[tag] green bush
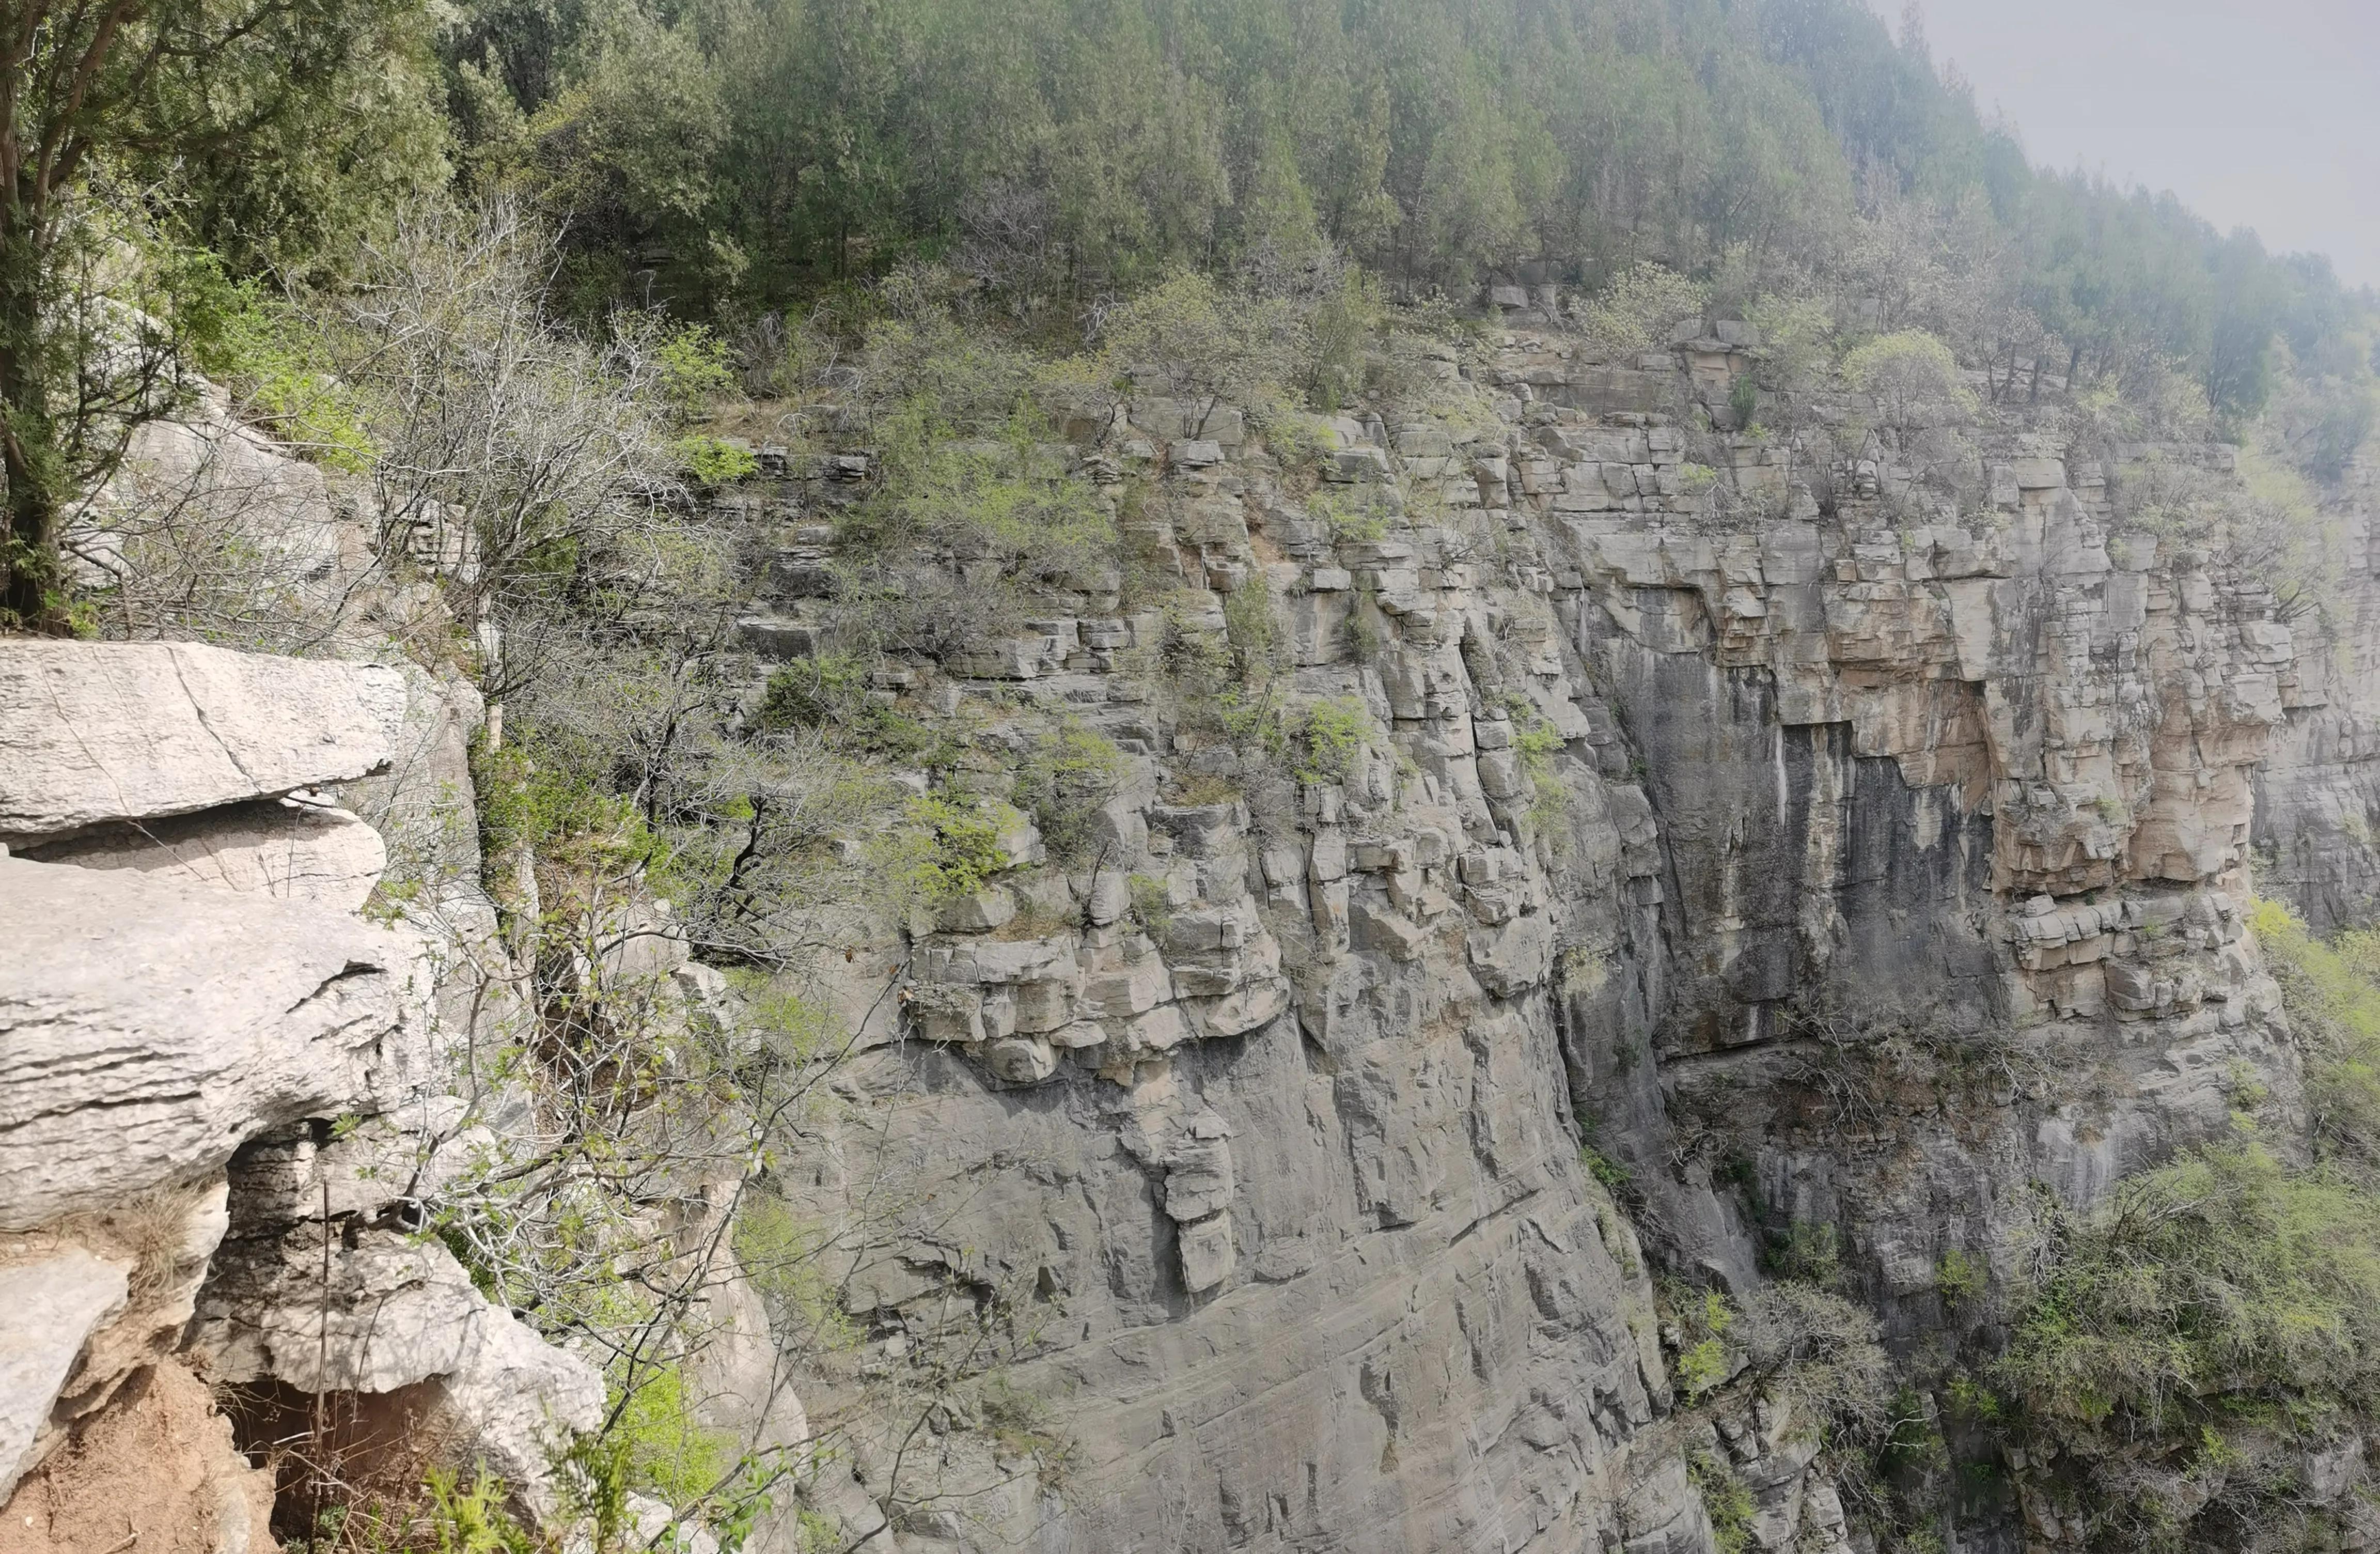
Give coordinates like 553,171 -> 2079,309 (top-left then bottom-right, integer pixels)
1764,1220 -> 1842,1287
1687,1450 -> 1756,1554
675,432 -> 757,486
1291,697 -> 1370,786
1935,1247 -> 1985,1307
1309,489 -> 1388,544
1841,329 -> 1976,431
756,655 -> 945,763
1677,1336 -> 1729,1400
2251,897 -> 2380,1175
1984,902 -> 2380,1546
1127,872 -> 1175,938
613,1361 -> 739,1508
205,285 -> 374,473
1013,722 -> 1126,865
873,795 -> 1013,904
649,320 -> 739,420
2001,1141 -> 2380,1543
1575,262 -> 1705,357
424,1466 -> 539,1554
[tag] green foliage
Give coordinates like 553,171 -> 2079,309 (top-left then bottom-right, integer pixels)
735,1193 -> 859,1353
1126,873 -> 1175,938
1309,489 -> 1389,545
202,284 -> 376,472
1842,330 -> 1976,430
1581,1143 -> 1634,1193
613,1361 -> 740,1508
1013,722 -> 1128,865
2251,897 -> 2380,1176
1305,266 -> 1385,411
1677,1337 -> 1730,1400
1687,1451 -> 1757,1554
0,0 -> 436,626
1727,370 -> 1759,429
2001,1138 -> 2380,1546
1765,1220 -> 1843,1287
874,795 -> 1013,905
1672,1287 -> 1737,1400
675,434 -> 758,487
1290,698 -> 1371,787
1102,271 -> 1295,432
650,322 -> 740,420
473,729 -> 667,886
424,1466 -> 539,1554
1935,1248 -> 1985,1307
756,655 -> 945,764
1504,697 -> 1572,835
1220,572 -> 1281,678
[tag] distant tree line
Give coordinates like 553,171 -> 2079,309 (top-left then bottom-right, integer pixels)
4,0 -> 2374,625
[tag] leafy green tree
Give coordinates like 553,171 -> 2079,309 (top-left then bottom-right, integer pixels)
0,0 -> 411,628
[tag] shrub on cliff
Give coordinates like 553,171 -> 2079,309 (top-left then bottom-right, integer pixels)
2000,1141 -> 2380,1549
1842,330 -> 1976,439
1573,262 -> 1706,358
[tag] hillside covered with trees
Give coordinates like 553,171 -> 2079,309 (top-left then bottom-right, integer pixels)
3,0 -> 2374,634
13,4 -> 2380,1554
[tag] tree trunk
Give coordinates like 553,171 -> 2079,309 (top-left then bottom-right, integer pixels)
0,254 -> 66,632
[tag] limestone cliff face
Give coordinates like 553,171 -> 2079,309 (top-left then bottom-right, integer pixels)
7,307 -> 2372,1554
730,309 -> 2368,1551
0,641 -> 601,1544
2254,453 -> 2380,933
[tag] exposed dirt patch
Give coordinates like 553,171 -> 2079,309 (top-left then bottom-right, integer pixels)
0,1361 -> 274,1554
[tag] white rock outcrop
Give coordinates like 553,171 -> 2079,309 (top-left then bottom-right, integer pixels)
0,854 -> 417,1233
0,640 -> 401,844
22,795 -> 389,911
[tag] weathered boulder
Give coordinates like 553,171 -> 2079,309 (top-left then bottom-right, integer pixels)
0,641 -> 401,845
191,1222 -> 605,1512
0,854 -> 417,1233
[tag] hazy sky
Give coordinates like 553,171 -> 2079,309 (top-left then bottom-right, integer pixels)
1873,0 -> 2380,289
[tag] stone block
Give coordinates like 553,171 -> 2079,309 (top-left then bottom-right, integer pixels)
0,1247 -> 131,1501
1177,1215 -> 1235,1293
0,642 -> 402,844
1351,899 -> 1428,961
983,1036 -> 1058,1084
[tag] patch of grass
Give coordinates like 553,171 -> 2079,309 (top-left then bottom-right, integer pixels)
1127,873 -> 1175,938
1687,1450 -> 1756,1554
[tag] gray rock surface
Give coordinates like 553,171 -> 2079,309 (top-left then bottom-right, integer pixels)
718,318 -> 2373,1553
0,853 -> 416,1232
0,1248 -> 130,1502
22,796 -> 388,910
0,640 -> 401,844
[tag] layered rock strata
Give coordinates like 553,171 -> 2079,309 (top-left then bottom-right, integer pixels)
716,313 -> 2351,1550
0,640 -> 599,1541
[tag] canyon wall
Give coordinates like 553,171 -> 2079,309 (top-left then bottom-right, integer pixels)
9,305 -> 2380,1553
731,308 -> 2370,1550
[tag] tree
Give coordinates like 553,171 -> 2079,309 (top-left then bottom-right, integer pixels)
0,0 -> 406,629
